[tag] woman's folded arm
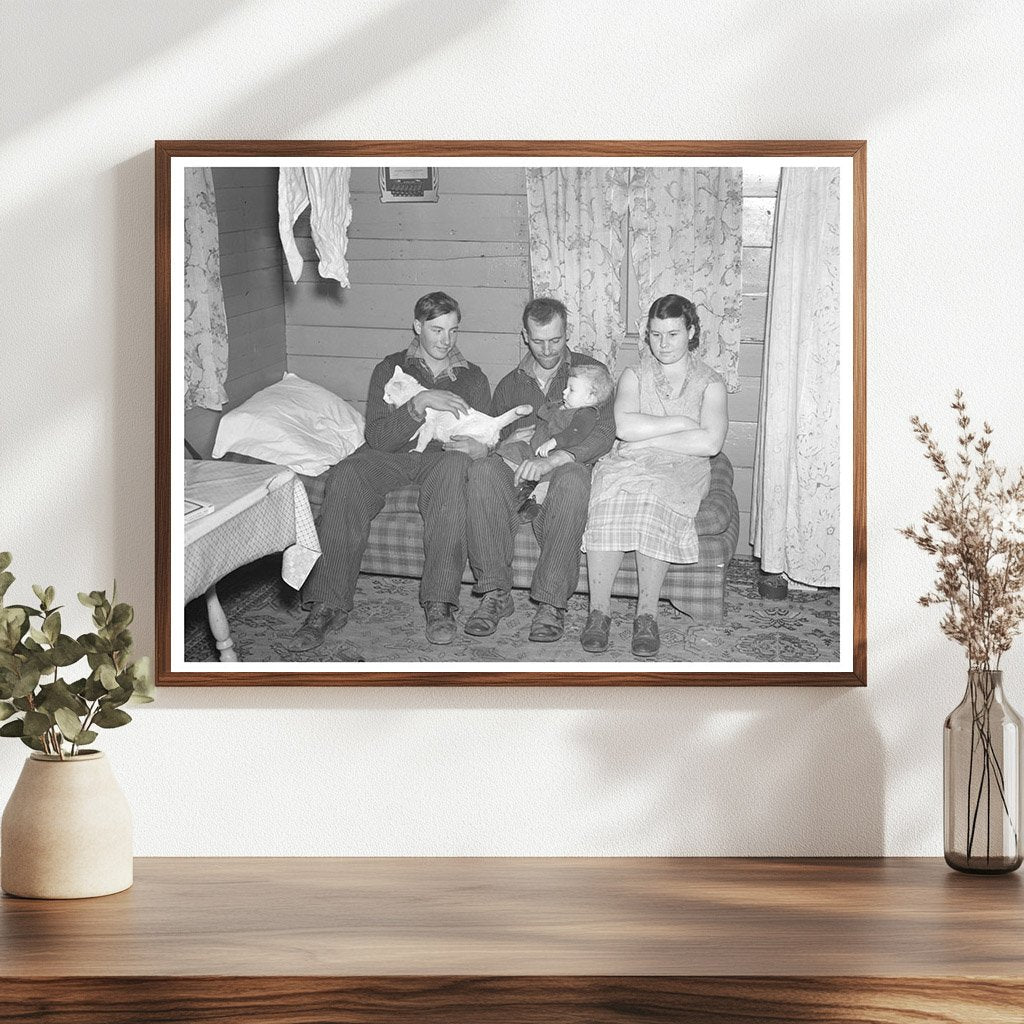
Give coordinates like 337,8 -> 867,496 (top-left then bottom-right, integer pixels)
613,368 -> 728,456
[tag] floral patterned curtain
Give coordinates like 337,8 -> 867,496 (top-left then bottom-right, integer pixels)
525,167 -> 628,369
751,167 -> 841,587
627,167 -> 743,391
184,167 -> 229,411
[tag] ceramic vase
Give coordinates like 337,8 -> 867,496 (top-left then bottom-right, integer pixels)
1,751 -> 133,899
944,669 -> 1023,874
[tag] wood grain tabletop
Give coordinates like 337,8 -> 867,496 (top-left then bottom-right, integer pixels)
2,856 -> 1022,976
3,857 -> 1022,1022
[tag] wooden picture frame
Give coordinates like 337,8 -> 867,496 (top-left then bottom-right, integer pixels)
156,140 -> 866,686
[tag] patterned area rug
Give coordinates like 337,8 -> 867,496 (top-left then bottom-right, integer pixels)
184,557 -> 840,665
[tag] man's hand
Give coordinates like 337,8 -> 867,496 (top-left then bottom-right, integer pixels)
445,435 -> 490,460
507,424 -> 536,445
512,450 -> 573,485
410,389 -> 469,418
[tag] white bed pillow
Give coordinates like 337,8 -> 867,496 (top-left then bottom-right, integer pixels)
212,373 -> 365,476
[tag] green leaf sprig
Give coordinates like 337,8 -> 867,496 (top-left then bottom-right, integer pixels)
0,552 -> 154,759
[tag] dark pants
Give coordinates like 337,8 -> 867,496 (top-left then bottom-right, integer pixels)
466,455 -> 591,609
303,448 -> 471,612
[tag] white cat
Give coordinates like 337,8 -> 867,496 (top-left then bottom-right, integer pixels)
383,366 -> 532,453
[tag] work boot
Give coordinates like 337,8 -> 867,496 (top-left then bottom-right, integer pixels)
580,610 -> 612,653
464,590 -> 514,636
529,603 -> 565,643
423,602 -> 457,645
631,613 -> 660,658
286,603 -> 348,653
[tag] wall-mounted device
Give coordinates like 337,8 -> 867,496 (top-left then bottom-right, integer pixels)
379,167 -> 439,203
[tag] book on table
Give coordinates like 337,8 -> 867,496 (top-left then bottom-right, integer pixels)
184,497 -> 214,523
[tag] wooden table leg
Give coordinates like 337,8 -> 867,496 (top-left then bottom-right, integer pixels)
205,584 -> 239,662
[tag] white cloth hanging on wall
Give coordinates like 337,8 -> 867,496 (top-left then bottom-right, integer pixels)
750,167 -> 841,587
278,167 -> 352,286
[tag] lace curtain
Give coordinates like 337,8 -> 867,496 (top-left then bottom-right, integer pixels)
183,167 -> 228,411
525,167 -> 628,369
627,167 -> 743,391
751,167 -> 841,587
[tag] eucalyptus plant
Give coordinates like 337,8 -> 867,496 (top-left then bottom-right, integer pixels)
0,552 -> 153,759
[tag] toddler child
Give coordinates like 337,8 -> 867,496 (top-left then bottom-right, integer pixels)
499,363 -> 615,518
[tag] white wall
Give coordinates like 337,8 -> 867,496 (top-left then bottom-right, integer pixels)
2,0 -> 1022,856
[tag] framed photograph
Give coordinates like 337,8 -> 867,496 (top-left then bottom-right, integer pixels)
156,141 -> 865,686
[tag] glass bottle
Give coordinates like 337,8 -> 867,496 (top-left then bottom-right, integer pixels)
944,669 -> 1023,873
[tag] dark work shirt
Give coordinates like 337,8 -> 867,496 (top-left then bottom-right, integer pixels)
363,349 -> 492,454
490,350 -> 615,466
536,402 -> 602,451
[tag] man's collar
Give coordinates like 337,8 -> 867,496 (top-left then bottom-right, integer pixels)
405,340 -> 468,382
516,349 -> 572,379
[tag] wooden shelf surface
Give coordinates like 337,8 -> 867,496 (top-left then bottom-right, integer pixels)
2,857 -> 1023,1022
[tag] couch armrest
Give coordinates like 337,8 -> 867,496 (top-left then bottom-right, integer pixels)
695,452 -> 738,537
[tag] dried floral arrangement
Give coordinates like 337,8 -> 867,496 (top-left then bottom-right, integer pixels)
901,391 -> 1024,670
903,391 -> 1024,869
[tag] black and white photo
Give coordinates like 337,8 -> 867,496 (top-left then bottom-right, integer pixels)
157,142 -> 865,685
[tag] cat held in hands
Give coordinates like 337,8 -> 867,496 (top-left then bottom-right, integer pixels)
383,367 -> 533,453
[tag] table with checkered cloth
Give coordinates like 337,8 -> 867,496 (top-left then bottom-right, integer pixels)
184,460 -> 321,604
295,452 -> 740,624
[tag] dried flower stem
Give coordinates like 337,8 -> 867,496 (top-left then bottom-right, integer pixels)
903,392 -> 1024,865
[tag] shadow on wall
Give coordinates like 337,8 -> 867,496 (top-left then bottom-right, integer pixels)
109,0 -> 509,654
195,0 -> 509,138
570,687 -> 885,856
2,0 -> 509,143
733,1 -> 974,130
875,630 -> 965,857
114,151 -> 158,658
141,682 -> 885,856
0,1 -> 250,139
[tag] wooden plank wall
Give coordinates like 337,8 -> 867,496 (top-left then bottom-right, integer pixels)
283,166 -> 777,559
184,168 -> 288,458
284,167 -> 530,409
213,167 -> 288,403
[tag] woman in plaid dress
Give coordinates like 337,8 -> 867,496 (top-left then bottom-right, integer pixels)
581,295 -> 729,658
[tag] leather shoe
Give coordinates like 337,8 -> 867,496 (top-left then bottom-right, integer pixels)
424,602 -> 457,645
580,610 -> 611,653
464,590 -> 514,636
631,613 -> 660,658
529,603 -> 565,643
515,480 -> 538,508
517,498 -> 542,524
286,603 -> 348,653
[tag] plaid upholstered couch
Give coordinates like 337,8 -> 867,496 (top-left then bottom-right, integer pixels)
294,451 -> 740,624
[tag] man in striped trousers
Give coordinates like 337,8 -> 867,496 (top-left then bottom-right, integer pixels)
287,292 -> 491,653
464,298 -> 616,644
